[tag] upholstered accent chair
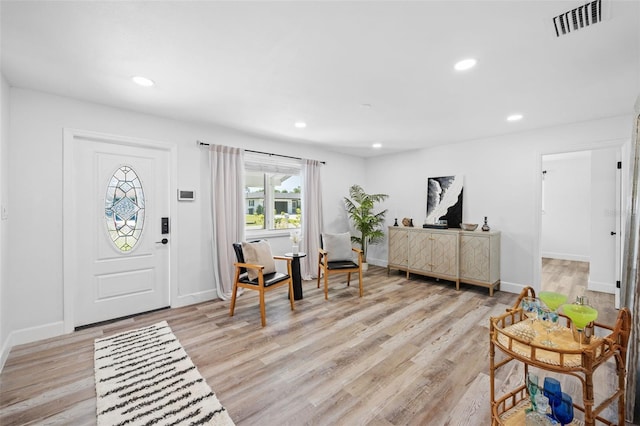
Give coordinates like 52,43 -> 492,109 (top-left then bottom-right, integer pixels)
230,240 -> 294,326
317,232 -> 363,300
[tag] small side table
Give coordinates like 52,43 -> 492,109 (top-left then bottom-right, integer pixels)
284,252 -> 306,300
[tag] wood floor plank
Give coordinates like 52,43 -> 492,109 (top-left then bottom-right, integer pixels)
0,260 -> 627,425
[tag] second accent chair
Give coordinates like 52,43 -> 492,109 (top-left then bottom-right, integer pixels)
230,240 -> 294,327
317,232 -> 364,300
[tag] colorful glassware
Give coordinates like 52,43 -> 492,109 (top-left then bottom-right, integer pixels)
539,291 -> 568,312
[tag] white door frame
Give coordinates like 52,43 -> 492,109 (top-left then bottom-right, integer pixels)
533,138 -> 627,293
63,128 -> 178,333
615,149 -> 622,309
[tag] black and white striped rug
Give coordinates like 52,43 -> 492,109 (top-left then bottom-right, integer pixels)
94,321 -> 235,426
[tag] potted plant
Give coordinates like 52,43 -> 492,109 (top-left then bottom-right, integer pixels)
344,184 -> 389,269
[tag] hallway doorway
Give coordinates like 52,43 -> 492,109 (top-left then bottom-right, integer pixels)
539,147 -> 621,315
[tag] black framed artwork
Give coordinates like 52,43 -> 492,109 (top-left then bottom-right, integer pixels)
426,175 -> 463,228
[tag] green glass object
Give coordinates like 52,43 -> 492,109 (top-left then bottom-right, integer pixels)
539,291 -> 568,311
562,304 -> 598,330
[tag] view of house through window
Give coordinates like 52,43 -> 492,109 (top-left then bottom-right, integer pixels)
245,162 -> 302,231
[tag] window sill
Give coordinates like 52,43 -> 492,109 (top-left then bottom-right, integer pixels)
246,229 -> 299,240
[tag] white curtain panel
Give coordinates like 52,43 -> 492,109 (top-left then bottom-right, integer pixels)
623,111 -> 640,422
301,159 -> 323,280
209,145 -> 245,300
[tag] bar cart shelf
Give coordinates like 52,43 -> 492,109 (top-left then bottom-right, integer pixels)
489,287 -> 632,426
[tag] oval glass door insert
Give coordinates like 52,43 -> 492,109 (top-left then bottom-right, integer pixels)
105,165 -> 145,252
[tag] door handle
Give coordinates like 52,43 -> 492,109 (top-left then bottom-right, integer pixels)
610,232 -> 617,236
156,238 -> 169,244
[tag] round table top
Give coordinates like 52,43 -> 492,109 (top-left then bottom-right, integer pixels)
284,252 -> 307,258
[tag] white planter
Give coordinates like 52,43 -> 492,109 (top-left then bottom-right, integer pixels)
362,262 -> 369,272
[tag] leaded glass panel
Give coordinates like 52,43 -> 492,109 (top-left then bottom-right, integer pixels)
105,166 -> 145,252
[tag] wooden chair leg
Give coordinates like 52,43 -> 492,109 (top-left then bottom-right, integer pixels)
317,264 -> 321,288
347,272 -> 351,286
324,269 -> 329,300
358,268 -> 363,297
230,282 -> 238,317
259,290 -> 266,327
288,280 -> 295,311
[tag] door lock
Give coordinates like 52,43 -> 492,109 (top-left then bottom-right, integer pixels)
156,238 -> 169,245
611,231 -> 617,236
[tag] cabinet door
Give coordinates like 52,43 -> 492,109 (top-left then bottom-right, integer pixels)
460,235 -> 490,281
408,231 -> 431,272
430,232 -> 458,277
388,228 -> 408,267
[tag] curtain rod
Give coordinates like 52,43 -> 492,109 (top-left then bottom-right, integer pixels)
197,140 -> 326,164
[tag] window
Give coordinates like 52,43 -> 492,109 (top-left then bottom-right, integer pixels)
105,165 -> 145,252
245,153 -> 302,232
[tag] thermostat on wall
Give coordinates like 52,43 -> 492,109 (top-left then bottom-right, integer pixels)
178,189 -> 196,201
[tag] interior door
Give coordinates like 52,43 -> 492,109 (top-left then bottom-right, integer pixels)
64,130 -> 171,328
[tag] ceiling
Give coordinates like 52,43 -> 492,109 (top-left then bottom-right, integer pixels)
1,1 -> 639,158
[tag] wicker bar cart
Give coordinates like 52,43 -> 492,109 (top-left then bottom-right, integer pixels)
489,287 -> 632,426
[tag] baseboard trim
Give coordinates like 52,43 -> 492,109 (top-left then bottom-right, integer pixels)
588,280 -> 616,294
0,321 -> 65,373
11,321 -> 65,346
366,257 -> 385,268
498,281 -> 525,295
541,252 -> 590,262
173,289 -> 217,308
0,335 -> 11,373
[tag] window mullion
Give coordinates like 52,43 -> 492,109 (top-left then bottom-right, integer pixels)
265,173 -> 274,230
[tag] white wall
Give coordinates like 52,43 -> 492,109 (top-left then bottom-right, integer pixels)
364,116 -> 632,294
4,87 -> 365,353
0,73 -> 10,368
541,151 -> 591,261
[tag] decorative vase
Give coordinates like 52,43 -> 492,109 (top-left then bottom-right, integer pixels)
393,218 -> 399,227
292,244 -> 299,255
482,216 -> 490,232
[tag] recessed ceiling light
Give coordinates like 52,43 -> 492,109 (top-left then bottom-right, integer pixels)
361,103 -> 373,108
132,76 -> 155,87
372,143 -> 382,149
507,114 -> 523,122
454,58 -> 477,71
294,121 -> 307,128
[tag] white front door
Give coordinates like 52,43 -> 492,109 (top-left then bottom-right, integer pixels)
64,129 -> 172,328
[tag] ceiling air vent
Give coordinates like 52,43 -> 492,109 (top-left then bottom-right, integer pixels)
553,0 -> 603,37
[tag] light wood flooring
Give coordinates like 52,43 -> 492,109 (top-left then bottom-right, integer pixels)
0,262 -> 631,425
541,257 -> 619,326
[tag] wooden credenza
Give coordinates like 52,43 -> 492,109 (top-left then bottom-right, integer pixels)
387,226 -> 501,295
